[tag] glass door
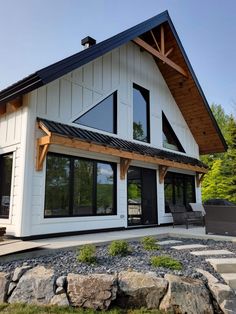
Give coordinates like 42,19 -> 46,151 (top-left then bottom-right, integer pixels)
127,166 -> 157,226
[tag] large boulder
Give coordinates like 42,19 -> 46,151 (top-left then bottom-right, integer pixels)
117,271 -> 168,309
0,272 -> 10,302
8,266 -> 55,305
12,265 -> 31,282
159,274 -> 214,314
50,293 -> 69,306
67,273 -> 117,310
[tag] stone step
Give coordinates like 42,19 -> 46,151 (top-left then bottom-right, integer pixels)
221,273 -> 236,290
158,240 -> 183,246
206,258 -> 236,273
171,244 -> 207,250
191,250 -> 234,256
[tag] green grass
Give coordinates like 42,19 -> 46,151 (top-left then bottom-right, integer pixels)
150,255 -> 182,270
76,244 -> 97,264
108,240 -> 131,256
0,303 -> 165,314
141,237 -> 160,251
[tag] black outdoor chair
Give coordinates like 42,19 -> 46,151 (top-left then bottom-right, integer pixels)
168,204 -> 204,229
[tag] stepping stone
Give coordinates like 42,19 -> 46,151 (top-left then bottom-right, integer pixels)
158,240 -> 183,246
191,250 -> 234,256
221,273 -> 236,290
171,244 -> 207,250
206,258 -> 236,273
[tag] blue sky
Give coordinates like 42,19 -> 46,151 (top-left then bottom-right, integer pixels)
0,0 -> 235,114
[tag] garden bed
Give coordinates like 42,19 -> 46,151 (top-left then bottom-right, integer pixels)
1,237 -> 235,283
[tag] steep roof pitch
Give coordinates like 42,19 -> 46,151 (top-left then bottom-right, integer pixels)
0,10 -> 227,154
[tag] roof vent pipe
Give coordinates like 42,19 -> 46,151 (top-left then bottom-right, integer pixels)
81,36 -> 96,49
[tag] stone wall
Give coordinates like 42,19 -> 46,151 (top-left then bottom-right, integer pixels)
1,266 -> 236,313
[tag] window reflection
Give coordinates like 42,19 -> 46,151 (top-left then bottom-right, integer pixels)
0,154 -> 13,219
133,84 -> 150,143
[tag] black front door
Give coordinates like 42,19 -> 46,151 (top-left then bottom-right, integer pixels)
127,166 -> 157,226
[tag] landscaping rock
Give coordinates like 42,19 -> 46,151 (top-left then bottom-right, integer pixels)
0,272 -> 10,302
208,282 -> 236,314
117,271 -> 168,309
56,286 -> 65,295
67,273 -> 117,310
8,266 -> 55,305
160,274 -> 214,314
7,282 -> 17,296
50,293 -> 69,306
56,275 -> 67,288
12,265 -> 31,282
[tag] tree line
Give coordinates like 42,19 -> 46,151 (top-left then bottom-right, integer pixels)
201,104 -> 236,203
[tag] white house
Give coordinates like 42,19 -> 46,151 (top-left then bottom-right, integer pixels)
0,11 -> 227,238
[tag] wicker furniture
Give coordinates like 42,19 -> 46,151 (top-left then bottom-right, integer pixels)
169,204 -> 204,229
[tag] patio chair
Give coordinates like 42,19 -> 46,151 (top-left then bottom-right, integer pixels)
169,204 -> 204,229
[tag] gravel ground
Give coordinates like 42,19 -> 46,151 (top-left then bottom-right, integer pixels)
1,237 -> 236,282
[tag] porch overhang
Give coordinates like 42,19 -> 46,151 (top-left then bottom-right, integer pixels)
36,118 -> 208,180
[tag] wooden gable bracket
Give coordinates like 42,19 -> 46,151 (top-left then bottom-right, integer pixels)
36,122 -> 52,171
120,157 -> 132,180
133,26 -> 188,78
159,165 -> 169,184
196,172 -> 206,187
0,97 -> 23,117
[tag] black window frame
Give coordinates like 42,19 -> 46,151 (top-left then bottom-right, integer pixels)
73,91 -> 118,134
0,152 -> 13,219
164,171 -> 196,213
133,83 -> 150,143
44,152 -> 117,218
162,112 -> 185,153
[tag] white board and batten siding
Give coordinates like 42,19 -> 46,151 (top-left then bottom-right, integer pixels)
0,103 -> 30,236
20,42 -> 200,236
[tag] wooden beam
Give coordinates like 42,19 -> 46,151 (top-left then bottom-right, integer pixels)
150,30 -> 161,52
0,104 -> 6,116
120,158 -> 131,180
165,47 -> 174,57
159,166 -> 169,184
36,142 -> 49,171
196,173 -> 206,187
133,37 -> 188,78
38,121 -> 52,137
48,133 -> 208,174
161,25 -> 165,54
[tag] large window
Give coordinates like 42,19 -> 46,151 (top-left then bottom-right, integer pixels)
162,112 -> 185,152
0,153 -> 13,219
133,84 -> 150,143
164,172 -> 195,213
45,153 -> 116,217
74,91 -> 117,134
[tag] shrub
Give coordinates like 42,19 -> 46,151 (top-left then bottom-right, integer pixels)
77,244 -> 96,264
150,255 -> 182,270
141,236 -> 160,251
108,240 -> 131,256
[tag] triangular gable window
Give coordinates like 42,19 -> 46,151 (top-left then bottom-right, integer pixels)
162,112 -> 185,153
74,92 -> 117,134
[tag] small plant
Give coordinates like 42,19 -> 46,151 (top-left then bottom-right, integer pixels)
150,255 -> 182,270
108,240 -> 131,256
77,244 -> 96,264
141,236 -> 160,251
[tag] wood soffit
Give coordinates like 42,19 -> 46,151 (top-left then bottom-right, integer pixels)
133,22 -> 226,155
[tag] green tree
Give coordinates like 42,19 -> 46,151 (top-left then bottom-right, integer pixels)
201,105 -> 236,203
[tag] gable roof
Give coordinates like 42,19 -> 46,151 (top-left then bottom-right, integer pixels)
0,10 -> 227,154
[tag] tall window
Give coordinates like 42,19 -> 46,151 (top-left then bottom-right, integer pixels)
133,84 -> 150,143
162,112 -> 185,152
45,153 -> 116,217
0,153 -> 13,219
164,172 -> 195,213
74,91 -> 117,134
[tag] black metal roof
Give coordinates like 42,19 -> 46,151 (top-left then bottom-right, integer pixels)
38,117 -> 207,169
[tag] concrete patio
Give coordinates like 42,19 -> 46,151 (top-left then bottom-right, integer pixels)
1,226 -> 236,262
